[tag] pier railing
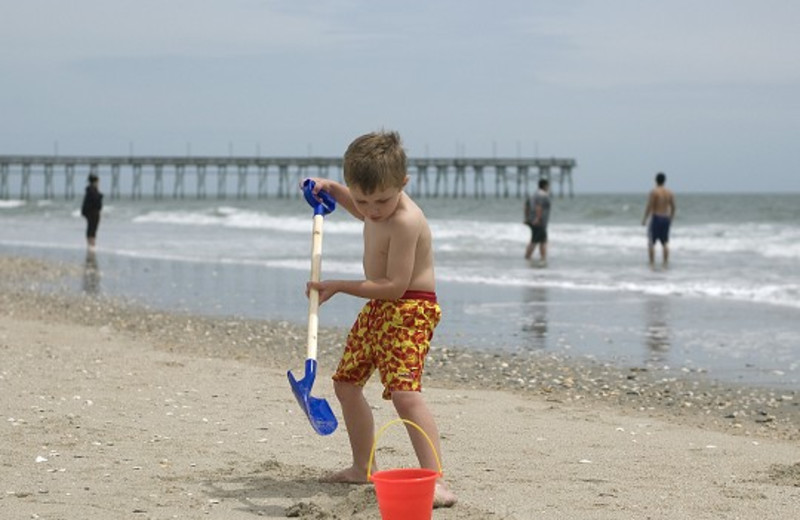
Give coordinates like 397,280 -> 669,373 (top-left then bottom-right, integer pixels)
0,154 -> 576,200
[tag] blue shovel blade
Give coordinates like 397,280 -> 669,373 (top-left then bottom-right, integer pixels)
287,359 -> 338,436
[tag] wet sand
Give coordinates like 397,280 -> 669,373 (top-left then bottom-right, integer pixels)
1,255 -> 799,519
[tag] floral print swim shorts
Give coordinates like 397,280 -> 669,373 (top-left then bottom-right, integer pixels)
332,291 -> 441,400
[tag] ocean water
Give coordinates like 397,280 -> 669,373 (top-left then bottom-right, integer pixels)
1,192 -> 798,389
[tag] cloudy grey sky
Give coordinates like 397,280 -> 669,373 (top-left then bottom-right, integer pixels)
2,1 -> 798,193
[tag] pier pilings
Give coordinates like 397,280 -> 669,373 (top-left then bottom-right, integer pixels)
0,155 -> 576,200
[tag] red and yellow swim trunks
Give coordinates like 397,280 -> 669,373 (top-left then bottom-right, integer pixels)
333,291 -> 441,400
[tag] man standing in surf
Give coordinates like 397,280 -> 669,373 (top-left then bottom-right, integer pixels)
81,173 -> 103,250
524,178 -> 551,266
642,172 -> 676,266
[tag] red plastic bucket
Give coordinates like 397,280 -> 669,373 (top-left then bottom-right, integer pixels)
371,468 -> 439,520
368,419 -> 443,520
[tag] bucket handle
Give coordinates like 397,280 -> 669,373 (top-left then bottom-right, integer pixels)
367,418 -> 443,480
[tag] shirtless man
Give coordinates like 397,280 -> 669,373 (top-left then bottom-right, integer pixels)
303,130 -> 456,508
642,172 -> 676,265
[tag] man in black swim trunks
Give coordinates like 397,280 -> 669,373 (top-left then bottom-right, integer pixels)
642,172 -> 675,265
524,179 -> 551,265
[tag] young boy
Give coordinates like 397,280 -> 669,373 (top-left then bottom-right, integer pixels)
303,130 -> 456,508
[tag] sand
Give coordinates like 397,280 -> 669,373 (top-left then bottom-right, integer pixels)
1,255 -> 799,519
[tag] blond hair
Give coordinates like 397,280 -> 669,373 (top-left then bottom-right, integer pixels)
343,131 -> 407,193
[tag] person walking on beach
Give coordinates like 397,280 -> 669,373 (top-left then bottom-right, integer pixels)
81,174 -> 103,249
302,130 -> 456,508
642,172 -> 675,265
524,178 -> 551,266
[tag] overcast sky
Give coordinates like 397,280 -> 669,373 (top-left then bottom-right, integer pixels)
2,1 -> 798,193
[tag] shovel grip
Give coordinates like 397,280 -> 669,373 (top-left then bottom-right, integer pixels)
307,214 -> 324,360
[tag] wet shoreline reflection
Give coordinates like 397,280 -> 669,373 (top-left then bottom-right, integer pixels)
83,250 -> 101,294
644,296 -> 670,362
521,286 -> 548,350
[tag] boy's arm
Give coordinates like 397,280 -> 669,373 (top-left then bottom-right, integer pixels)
304,177 -> 363,221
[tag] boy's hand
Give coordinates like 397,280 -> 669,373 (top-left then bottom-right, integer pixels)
306,280 -> 337,305
300,177 -> 330,198
300,176 -> 362,221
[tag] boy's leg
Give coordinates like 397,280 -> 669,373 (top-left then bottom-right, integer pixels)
324,380 -> 374,483
392,391 -> 457,507
391,391 -> 441,470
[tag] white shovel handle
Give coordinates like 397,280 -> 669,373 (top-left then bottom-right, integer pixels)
307,214 -> 323,360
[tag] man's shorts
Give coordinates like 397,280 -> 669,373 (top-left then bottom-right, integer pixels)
333,291 -> 441,400
86,214 -> 100,238
648,215 -> 671,245
528,224 -> 547,244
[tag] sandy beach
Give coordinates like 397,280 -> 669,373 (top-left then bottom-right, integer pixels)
1,255 -> 799,519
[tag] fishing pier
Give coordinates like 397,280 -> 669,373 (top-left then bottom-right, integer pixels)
0,154 -> 576,200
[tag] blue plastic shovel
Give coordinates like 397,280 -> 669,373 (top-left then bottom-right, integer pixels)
287,179 -> 338,436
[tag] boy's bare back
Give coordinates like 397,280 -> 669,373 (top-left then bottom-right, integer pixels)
361,191 -> 435,294
304,131 -> 436,303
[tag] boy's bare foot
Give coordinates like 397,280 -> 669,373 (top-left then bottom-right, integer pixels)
433,480 -> 457,508
320,466 -> 369,484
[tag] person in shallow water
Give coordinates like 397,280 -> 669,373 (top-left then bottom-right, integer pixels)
642,172 -> 676,266
81,174 -> 104,249
524,178 -> 551,266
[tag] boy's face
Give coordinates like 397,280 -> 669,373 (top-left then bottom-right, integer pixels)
349,178 -> 407,222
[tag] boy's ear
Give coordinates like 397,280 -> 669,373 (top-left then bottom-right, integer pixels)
402,176 -> 410,188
